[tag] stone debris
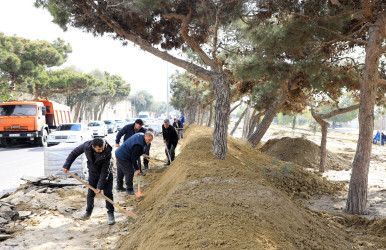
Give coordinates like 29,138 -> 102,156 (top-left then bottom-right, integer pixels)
0,235 -> 13,241
21,175 -> 82,187
18,211 -> 32,219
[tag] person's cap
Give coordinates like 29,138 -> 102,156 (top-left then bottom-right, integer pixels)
174,118 -> 177,120
135,119 -> 144,126
164,119 -> 170,123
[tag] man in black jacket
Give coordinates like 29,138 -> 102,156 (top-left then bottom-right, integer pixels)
115,119 -> 148,176
62,138 -> 115,225
162,119 -> 179,166
173,118 -> 184,140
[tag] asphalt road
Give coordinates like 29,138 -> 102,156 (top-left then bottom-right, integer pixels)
0,133 -> 117,194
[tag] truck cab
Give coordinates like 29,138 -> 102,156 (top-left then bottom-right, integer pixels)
0,100 -> 71,147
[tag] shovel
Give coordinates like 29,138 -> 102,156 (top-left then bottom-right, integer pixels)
165,143 -> 172,164
135,175 -> 143,197
66,171 -> 136,218
142,154 -> 166,163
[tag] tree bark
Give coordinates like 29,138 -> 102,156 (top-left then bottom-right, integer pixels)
98,100 -> 108,121
248,84 -> 288,147
346,19 -> 383,214
207,102 -> 213,127
200,108 -> 206,126
212,74 -> 231,159
248,110 -> 266,138
311,109 -> 330,172
242,103 -> 251,138
311,104 -> 359,173
230,107 -> 248,136
188,97 -> 199,125
73,101 -> 82,123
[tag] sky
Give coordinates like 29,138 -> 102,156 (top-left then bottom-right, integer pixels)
0,0 -> 181,102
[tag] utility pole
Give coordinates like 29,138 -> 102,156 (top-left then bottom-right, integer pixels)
166,62 -> 169,119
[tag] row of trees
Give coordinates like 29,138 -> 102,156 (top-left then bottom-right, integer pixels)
34,0 -> 385,215
0,33 -> 131,121
131,90 -> 168,118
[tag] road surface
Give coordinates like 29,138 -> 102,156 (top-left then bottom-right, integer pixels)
0,133 -> 117,194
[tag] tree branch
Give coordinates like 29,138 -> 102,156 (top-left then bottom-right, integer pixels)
86,0 -> 213,82
379,79 -> 386,86
230,101 -> 242,113
163,2 -> 217,70
313,104 -> 360,120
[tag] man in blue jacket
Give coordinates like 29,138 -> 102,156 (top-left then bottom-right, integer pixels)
62,138 -> 115,225
115,119 -> 149,176
115,132 -> 154,195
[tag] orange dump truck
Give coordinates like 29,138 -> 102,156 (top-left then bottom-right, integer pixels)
0,100 -> 71,147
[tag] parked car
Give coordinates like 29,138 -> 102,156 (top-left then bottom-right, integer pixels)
104,120 -> 117,133
125,118 -> 136,124
115,119 -> 125,130
88,121 -> 108,137
47,123 -> 93,146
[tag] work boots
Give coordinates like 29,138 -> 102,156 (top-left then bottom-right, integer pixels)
80,212 -> 91,220
107,213 -> 115,225
126,189 -> 135,195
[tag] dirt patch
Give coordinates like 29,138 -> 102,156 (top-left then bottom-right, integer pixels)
261,137 -> 351,171
115,125 -> 383,249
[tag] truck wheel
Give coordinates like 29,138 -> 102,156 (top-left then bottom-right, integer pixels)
1,138 -> 10,147
38,130 -> 48,147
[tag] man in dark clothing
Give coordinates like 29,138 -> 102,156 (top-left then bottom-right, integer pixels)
173,118 -> 184,140
115,119 -> 148,176
62,138 -> 115,225
162,119 -> 179,166
115,132 -> 154,195
115,119 -> 146,146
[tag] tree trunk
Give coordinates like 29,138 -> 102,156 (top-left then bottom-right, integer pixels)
248,111 -> 265,138
73,101 -> 82,123
197,106 -> 202,125
94,109 -> 98,121
212,74 -> 231,159
230,107 -> 248,136
98,101 -> 108,121
248,84 -> 288,147
346,21 -> 382,215
188,97 -> 199,124
311,109 -> 330,172
242,103 -> 251,138
207,102 -> 213,127
200,108 -> 206,126
248,109 -> 257,131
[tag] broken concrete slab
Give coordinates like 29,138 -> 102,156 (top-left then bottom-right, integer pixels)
18,211 -> 32,219
0,218 -> 7,224
0,206 -> 12,213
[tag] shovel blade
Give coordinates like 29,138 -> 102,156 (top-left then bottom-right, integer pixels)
135,188 -> 143,197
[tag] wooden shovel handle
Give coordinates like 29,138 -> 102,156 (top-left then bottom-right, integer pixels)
66,171 -> 136,217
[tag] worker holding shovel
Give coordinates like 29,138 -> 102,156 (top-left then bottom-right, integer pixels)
62,138 -> 115,225
115,132 -> 154,195
162,119 -> 179,166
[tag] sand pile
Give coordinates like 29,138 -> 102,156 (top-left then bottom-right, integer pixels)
260,137 -> 351,171
115,125 -> 384,249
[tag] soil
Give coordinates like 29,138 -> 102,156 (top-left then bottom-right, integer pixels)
0,125 -> 385,249
260,137 -> 352,171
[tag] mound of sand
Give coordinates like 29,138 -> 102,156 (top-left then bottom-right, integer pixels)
115,125 -> 384,249
260,137 -> 351,171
